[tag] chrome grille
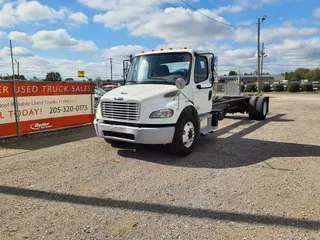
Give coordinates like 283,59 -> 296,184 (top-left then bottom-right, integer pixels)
101,101 -> 140,121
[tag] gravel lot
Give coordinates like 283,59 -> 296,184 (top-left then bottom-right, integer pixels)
1,94 -> 319,240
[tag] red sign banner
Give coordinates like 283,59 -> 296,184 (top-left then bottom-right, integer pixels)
0,82 -> 95,137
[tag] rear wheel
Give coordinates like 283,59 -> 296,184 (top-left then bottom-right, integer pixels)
170,113 -> 197,156
255,97 -> 268,120
248,96 -> 268,120
248,96 -> 259,120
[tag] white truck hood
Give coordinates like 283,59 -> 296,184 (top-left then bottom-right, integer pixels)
101,84 -> 177,102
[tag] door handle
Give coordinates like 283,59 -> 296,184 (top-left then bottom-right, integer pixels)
196,84 -> 212,90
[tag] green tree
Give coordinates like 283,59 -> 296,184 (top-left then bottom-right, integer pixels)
228,71 -> 237,76
310,68 -> 320,81
288,72 -> 301,81
45,72 -> 62,82
295,68 -> 310,80
284,72 -> 289,79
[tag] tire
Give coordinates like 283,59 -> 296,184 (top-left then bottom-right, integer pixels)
170,112 -> 198,156
223,110 -> 227,118
248,96 -> 259,120
255,97 -> 268,120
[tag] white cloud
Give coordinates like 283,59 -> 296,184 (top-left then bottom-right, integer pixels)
234,26 -> 319,43
0,56 -> 108,79
83,0 -> 233,42
313,8 -> 320,18
268,38 -> 320,56
0,31 -> 6,38
224,48 -> 256,59
262,27 -> 319,42
214,5 -> 243,14
8,31 -> 29,42
131,7 -> 233,42
0,1 -> 67,28
15,0 -> 66,21
30,29 -> 97,51
0,3 -> 18,28
0,46 -> 34,57
0,38 -> 319,80
79,0 -> 162,11
103,45 -> 145,58
68,12 -> 88,25
74,41 -> 97,51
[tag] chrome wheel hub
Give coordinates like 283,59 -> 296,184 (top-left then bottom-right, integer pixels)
182,121 -> 195,148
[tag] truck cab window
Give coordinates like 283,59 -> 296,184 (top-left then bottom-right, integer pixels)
195,56 -> 208,84
127,53 -> 192,85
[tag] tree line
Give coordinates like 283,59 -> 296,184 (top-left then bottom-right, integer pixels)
283,68 -> 320,81
228,70 -> 270,76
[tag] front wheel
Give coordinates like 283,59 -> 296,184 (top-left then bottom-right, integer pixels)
170,113 -> 197,156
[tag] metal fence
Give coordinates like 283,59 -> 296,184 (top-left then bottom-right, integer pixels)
0,80 -> 95,138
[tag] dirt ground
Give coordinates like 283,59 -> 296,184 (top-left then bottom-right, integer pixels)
1,94 -> 319,240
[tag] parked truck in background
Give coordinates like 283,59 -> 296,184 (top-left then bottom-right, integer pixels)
94,49 -> 269,156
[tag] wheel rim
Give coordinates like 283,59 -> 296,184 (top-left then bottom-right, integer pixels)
182,121 -> 195,148
263,101 -> 267,115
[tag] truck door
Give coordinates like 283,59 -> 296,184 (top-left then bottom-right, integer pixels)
192,54 -> 213,114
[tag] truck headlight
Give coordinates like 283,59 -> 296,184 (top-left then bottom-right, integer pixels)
149,108 -> 174,119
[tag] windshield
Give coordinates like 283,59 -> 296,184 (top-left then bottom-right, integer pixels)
126,53 -> 192,85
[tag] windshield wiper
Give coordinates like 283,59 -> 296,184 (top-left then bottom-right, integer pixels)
125,81 -> 139,85
148,77 -> 175,85
141,80 -> 175,85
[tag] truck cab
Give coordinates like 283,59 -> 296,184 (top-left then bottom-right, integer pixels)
94,49 -> 217,155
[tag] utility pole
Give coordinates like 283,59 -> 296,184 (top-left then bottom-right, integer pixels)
109,58 -> 113,81
257,18 -> 261,93
260,43 -> 267,84
10,40 -> 15,81
10,40 -> 20,136
257,15 -> 267,93
15,60 -> 19,81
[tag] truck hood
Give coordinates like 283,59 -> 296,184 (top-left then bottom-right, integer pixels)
101,84 -> 177,102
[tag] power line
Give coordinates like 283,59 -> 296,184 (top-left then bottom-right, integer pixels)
178,0 -> 256,28
264,64 -> 320,67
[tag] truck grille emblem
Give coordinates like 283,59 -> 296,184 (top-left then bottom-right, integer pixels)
114,97 -> 124,100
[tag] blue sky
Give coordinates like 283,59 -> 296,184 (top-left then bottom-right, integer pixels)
0,0 -> 319,79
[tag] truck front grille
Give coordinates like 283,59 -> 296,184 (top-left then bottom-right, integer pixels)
101,101 -> 140,121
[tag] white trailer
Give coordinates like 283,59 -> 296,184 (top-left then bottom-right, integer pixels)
94,49 -> 269,155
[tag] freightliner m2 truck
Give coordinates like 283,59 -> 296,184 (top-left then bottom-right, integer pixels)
94,49 -> 269,155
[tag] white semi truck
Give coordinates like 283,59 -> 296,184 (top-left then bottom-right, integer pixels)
94,49 -> 269,155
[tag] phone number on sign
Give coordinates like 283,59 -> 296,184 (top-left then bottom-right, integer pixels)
49,105 -> 88,114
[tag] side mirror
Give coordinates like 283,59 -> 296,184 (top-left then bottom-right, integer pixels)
175,78 -> 186,90
211,60 -> 215,73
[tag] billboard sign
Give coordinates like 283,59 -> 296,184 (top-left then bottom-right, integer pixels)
0,82 -> 94,137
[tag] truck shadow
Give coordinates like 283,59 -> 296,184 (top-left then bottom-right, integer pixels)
117,114 -> 320,169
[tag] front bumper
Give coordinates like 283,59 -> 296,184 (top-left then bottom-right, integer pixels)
94,119 -> 175,144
